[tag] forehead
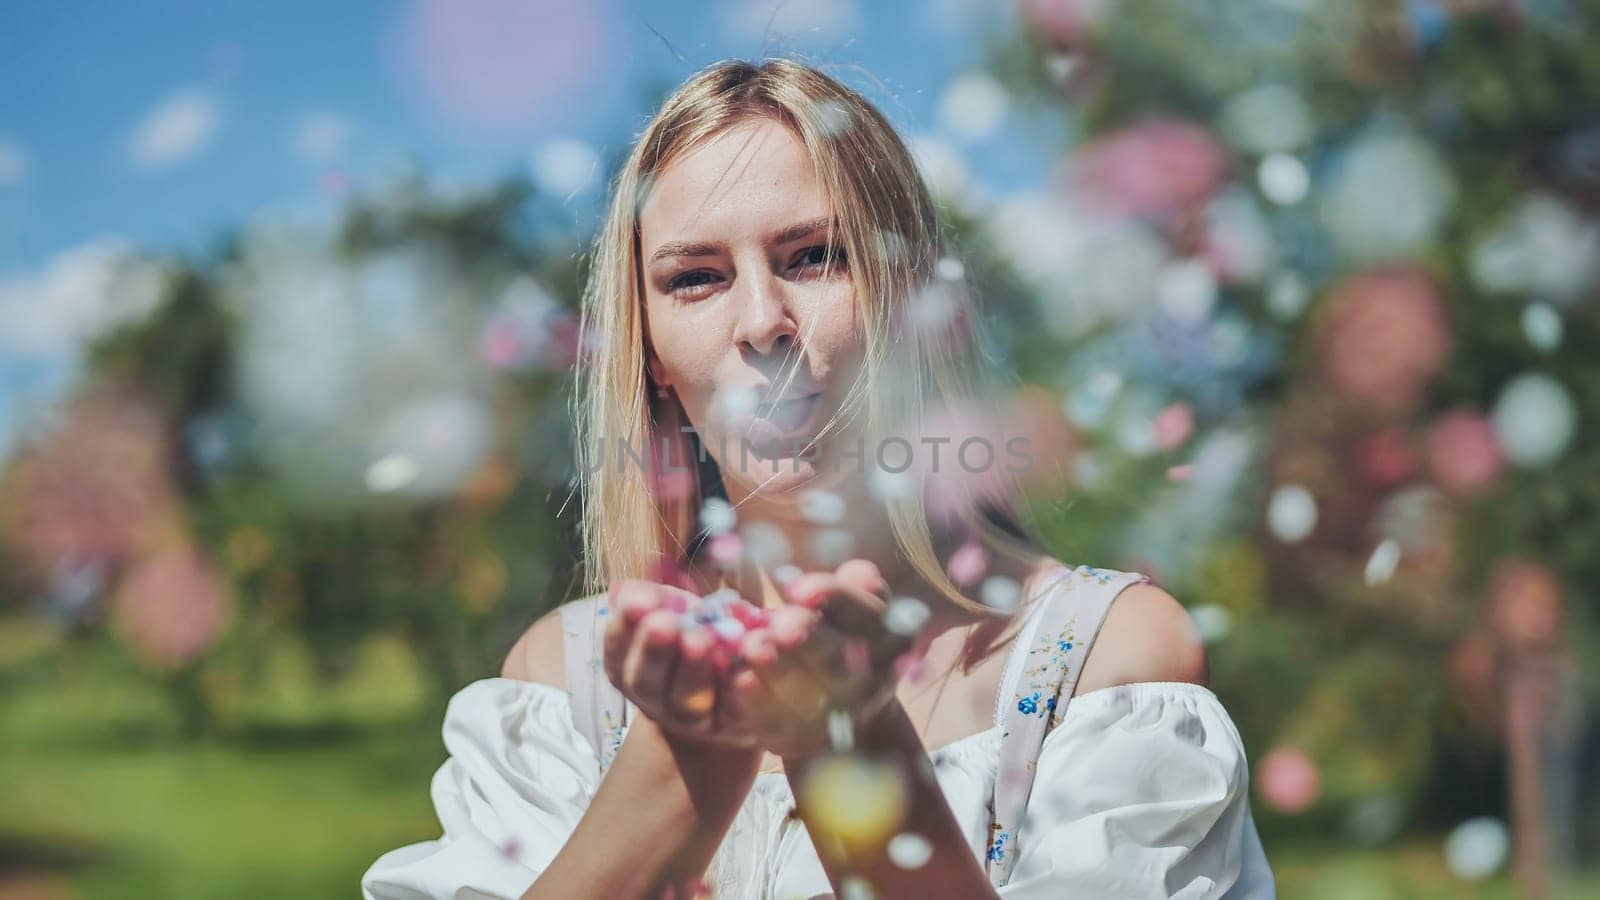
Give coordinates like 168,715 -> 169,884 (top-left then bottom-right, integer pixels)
638,117 -> 831,240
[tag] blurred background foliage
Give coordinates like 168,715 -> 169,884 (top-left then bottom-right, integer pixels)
2,0 -> 1599,897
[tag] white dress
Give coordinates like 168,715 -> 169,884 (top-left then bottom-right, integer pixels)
361,579 -> 1278,899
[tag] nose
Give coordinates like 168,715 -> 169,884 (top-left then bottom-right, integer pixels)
731,272 -> 799,359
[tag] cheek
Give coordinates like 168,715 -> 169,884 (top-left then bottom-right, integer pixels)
647,303 -> 725,380
816,292 -> 866,376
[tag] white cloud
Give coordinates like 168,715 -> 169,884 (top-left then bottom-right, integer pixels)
530,137 -> 600,198
725,0 -> 861,44
127,87 -> 221,170
0,238 -> 172,359
0,138 -> 26,185
294,112 -> 351,164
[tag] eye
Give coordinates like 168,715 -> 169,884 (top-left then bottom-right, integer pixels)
792,243 -> 847,274
665,269 -> 722,299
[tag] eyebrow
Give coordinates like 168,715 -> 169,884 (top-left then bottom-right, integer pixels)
647,216 -> 838,264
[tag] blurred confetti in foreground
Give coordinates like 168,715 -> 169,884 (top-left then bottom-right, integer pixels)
797,752 -> 909,853
1257,746 -> 1320,814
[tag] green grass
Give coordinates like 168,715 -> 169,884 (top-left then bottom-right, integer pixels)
1269,840 -> 1600,899
0,619 -> 448,899
1,616 -> 1594,898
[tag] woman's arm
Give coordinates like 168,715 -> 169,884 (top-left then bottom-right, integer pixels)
505,599 -> 762,899
522,717 -> 761,899
783,699 -> 1000,900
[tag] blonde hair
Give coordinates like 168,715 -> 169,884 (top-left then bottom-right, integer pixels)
572,57 -> 1047,615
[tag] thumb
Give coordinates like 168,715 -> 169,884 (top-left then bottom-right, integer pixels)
835,558 -> 887,598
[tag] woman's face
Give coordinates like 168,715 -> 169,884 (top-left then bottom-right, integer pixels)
638,116 -> 865,496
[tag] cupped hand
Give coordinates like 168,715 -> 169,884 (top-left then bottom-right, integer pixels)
604,559 -> 918,758
602,577 -> 768,748
723,558 -> 917,759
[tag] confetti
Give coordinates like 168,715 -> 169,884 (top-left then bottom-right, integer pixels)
710,616 -> 747,643
1266,484 -> 1316,543
1187,604 -> 1233,643
1491,372 -> 1576,468
798,753 -> 909,851
887,832 -> 933,869
840,875 -> 878,900
827,708 -> 854,751
893,651 -> 929,684
1445,817 -> 1508,881
810,528 -> 855,567
979,575 -> 1022,613
883,596 -> 931,637
708,531 -> 744,568
800,489 -> 847,524
946,539 -> 988,587
741,521 -> 792,568
1257,747 -> 1319,814
700,497 -> 737,535
1363,539 -> 1401,586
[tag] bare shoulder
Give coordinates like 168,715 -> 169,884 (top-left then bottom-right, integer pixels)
1075,581 -> 1208,695
500,605 -> 567,688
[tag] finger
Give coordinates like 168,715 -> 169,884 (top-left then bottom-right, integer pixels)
724,663 -> 781,734
726,635 -> 792,738
605,580 -> 697,687
766,606 -> 849,680
835,558 -> 887,598
747,628 -> 832,723
766,604 -> 819,650
603,597 -> 642,688
665,625 -> 719,728
624,608 -> 681,699
786,617 -> 884,708
766,602 -> 886,705
739,629 -> 806,713
813,587 -> 889,648
612,580 -> 669,630
782,571 -> 832,607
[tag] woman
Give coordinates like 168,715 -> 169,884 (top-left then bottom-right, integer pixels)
363,58 -> 1275,899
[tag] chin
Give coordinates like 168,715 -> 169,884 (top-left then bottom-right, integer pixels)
721,455 -> 837,495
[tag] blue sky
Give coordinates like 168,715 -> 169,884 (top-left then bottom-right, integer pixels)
0,0 -> 1059,459
0,0 -> 1052,274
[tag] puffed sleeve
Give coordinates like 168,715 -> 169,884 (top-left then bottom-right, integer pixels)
361,678 -> 605,900
998,682 -> 1276,899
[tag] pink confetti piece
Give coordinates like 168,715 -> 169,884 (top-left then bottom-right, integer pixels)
708,531 -> 744,568
893,651 -> 928,684
946,538 -> 988,587
1152,402 -> 1194,450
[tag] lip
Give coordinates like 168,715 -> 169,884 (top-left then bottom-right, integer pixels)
754,391 -> 821,417
740,392 -> 823,444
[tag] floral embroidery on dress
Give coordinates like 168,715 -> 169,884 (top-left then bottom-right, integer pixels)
1012,615 -> 1080,722
985,564 -> 1152,889
1015,691 -> 1060,718
1078,565 -> 1113,585
986,823 -> 1010,862
599,707 -> 626,772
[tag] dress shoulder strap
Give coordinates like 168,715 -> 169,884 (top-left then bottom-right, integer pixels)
558,592 -> 632,772
984,563 -> 1153,888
